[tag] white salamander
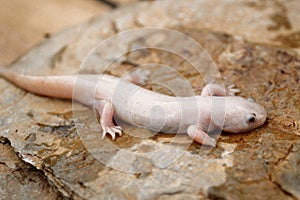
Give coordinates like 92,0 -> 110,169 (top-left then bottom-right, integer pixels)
0,67 -> 266,146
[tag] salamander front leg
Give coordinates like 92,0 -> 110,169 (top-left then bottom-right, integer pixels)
201,84 -> 240,96
94,100 -> 122,140
187,125 -> 216,146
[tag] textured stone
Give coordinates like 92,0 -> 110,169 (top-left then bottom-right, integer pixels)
1,0 -> 300,199
272,142 -> 300,199
0,137 -> 65,200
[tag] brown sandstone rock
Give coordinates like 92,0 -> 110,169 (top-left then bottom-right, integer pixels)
1,0 -> 300,199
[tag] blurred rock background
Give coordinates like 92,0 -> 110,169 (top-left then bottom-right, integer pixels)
0,0 -> 115,66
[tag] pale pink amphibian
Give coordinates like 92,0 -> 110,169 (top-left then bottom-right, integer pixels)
0,68 -> 266,146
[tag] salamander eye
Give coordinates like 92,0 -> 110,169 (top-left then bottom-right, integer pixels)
247,113 -> 256,123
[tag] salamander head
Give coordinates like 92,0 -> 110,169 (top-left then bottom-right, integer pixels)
220,97 -> 267,133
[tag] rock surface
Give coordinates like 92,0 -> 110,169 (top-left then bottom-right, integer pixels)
0,137 -> 66,200
0,0 -> 300,199
0,0 -> 110,66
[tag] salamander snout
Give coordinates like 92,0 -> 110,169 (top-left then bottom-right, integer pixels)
242,102 -> 267,131
249,105 -> 267,127
222,97 -> 267,133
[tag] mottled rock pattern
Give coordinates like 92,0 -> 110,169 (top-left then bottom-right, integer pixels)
0,0 -> 300,199
0,137 -> 66,200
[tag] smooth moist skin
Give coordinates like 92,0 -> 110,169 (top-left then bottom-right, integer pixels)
0,67 -> 267,146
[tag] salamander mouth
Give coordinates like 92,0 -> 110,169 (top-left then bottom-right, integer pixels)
221,125 -> 235,132
222,124 -> 250,133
